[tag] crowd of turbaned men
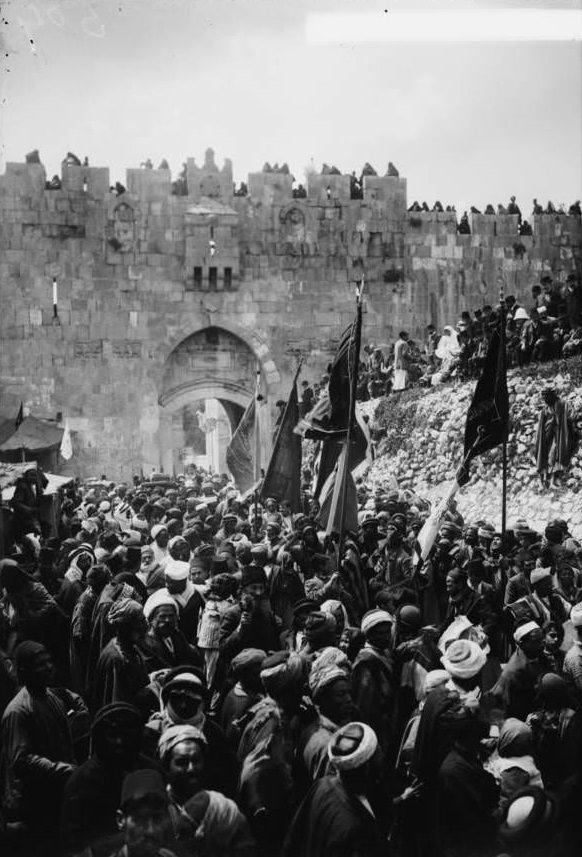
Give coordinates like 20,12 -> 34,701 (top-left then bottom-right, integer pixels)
2,272 -> 582,857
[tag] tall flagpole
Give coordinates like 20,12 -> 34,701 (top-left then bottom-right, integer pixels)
337,276 -> 364,568
253,366 -> 261,541
498,274 -> 508,538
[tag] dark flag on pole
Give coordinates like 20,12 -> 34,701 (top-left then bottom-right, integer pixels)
295,315 -> 369,496
295,319 -> 357,441
457,326 -> 509,486
226,397 -> 257,494
261,373 -> 302,511
318,442 -> 359,535
15,402 -> 24,430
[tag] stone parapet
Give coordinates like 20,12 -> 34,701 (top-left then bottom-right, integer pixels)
126,168 -> 171,200
307,174 -> 351,203
248,172 -> 294,204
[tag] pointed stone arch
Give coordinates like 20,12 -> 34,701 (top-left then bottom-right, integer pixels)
157,325 -> 278,475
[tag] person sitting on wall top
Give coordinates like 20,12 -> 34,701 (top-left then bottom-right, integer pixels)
546,201 -> 556,214
507,195 -> 522,223
82,157 -> 89,166
569,200 -> 581,215
387,161 -> 399,177
408,201 -> 422,212
141,159 -> 153,169
360,162 -> 377,179
262,162 -> 273,173
432,201 -> 444,212
158,159 -> 170,170
470,206 -> 481,214
62,152 -> 81,166
421,202 -> 430,212
25,149 -> 41,164
458,212 -> 471,234
484,204 -> 495,215
532,198 -> 544,214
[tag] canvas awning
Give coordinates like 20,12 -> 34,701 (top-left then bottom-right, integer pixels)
0,416 -> 63,453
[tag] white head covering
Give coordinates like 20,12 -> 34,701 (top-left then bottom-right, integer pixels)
328,722 -> 378,771
143,590 -> 179,621
151,524 -> 167,540
441,639 -> 486,679
513,621 -> 541,644
436,327 -> 461,359
530,567 -> 551,586
424,669 -> 450,695
165,559 -> 190,581
158,724 -> 206,763
361,608 -> 393,635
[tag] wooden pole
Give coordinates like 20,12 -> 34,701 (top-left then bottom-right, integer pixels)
499,275 -> 508,538
254,367 -> 261,540
337,277 -> 364,568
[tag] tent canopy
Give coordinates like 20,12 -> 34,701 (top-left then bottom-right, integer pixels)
0,416 -> 63,452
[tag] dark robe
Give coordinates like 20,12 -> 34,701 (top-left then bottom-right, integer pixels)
436,746 -> 499,857
61,752 -> 160,856
219,601 -> 280,660
1,686 -> 75,835
86,582 -> 137,684
486,649 -> 556,720
57,577 -> 85,618
219,684 -> 263,751
535,398 -> 576,474
441,589 -> 497,640
139,628 -> 202,673
282,774 -> 388,857
351,644 -> 396,754
174,587 -> 205,646
69,586 -> 99,696
91,638 -> 149,713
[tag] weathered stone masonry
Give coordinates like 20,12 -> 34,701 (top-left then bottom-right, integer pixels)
0,148 -> 580,478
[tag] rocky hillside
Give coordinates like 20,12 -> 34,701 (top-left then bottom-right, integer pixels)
366,357 -> 582,537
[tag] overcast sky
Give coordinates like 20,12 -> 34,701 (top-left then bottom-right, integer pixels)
1,0 -> 581,212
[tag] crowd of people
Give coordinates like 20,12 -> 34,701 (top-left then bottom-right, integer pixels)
352,272 -> 582,400
1,461 -> 582,857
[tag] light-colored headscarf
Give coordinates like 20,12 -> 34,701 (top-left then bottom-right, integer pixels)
436,327 -> 461,360
158,723 -> 207,764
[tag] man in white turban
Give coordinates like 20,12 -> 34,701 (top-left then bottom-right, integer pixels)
351,609 -> 396,754
282,722 -> 386,857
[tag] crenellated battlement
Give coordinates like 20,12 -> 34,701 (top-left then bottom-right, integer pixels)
1,154 -> 579,250
0,149 -> 580,480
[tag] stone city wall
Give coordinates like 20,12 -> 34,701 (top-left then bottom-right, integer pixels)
0,150 -> 580,478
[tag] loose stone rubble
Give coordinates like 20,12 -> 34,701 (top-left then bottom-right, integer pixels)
366,359 -> 582,536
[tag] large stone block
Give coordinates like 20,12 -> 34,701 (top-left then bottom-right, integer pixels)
3,163 -> 46,196
61,165 -> 110,196
126,169 -> 171,200
248,172 -> 293,205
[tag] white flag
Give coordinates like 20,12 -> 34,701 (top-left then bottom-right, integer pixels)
60,419 -> 73,460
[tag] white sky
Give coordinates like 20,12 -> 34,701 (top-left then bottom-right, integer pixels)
1,0 -> 581,212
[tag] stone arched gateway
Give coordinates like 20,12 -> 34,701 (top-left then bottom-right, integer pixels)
157,326 -> 276,475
